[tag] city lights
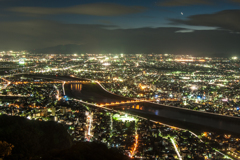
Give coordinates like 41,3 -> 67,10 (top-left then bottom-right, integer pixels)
190,85 -> 198,90
0,51 -> 239,160
19,59 -> 25,65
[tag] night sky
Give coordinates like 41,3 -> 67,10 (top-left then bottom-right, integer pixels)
1,0 -> 240,56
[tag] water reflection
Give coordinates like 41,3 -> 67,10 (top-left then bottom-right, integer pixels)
124,104 -> 158,115
71,84 -> 82,91
67,83 -> 129,103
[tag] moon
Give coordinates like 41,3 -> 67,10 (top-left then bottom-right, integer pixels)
181,12 -> 183,15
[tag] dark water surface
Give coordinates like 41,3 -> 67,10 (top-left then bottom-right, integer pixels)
110,104 -> 240,135
65,83 -> 129,103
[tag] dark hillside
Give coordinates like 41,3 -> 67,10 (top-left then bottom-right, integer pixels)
0,115 -> 72,159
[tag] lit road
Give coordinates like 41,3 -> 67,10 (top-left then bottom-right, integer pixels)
62,82 -> 65,95
85,112 -> 93,141
88,115 -> 92,136
130,134 -> 138,158
0,77 -> 11,89
170,138 -> 182,160
53,84 -> 60,99
0,94 -> 29,97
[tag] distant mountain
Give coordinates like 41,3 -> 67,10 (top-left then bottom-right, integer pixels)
30,44 -> 84,54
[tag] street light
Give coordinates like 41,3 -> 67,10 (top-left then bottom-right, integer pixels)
190,85 -> 198,90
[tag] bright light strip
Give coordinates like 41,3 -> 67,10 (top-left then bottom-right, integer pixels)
102,62 -> 110,66
88,115 -> 92,136
190,85 -> 198,90
171,138 -> 182,160
175,59 -> 193,62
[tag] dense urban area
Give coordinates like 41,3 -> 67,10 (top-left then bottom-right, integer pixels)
1,50 -> 240,159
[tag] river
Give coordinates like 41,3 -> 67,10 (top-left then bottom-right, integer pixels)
15,74 -> 240,135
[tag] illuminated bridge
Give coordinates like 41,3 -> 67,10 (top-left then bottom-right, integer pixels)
11,80 -> 93,85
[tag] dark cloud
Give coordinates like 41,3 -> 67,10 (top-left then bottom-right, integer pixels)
8,3 -> 147,16
98,20 -> 112,24
0,13 -> 9,17
170,10 -> 240,32
0,20 -> 240,57
230,0 -> 240,3
158,0 -> 211,6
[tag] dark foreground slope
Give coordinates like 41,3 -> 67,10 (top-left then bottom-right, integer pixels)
39,142 -> 130,160
0,115 -> 72,159
0,115 -> 130,160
